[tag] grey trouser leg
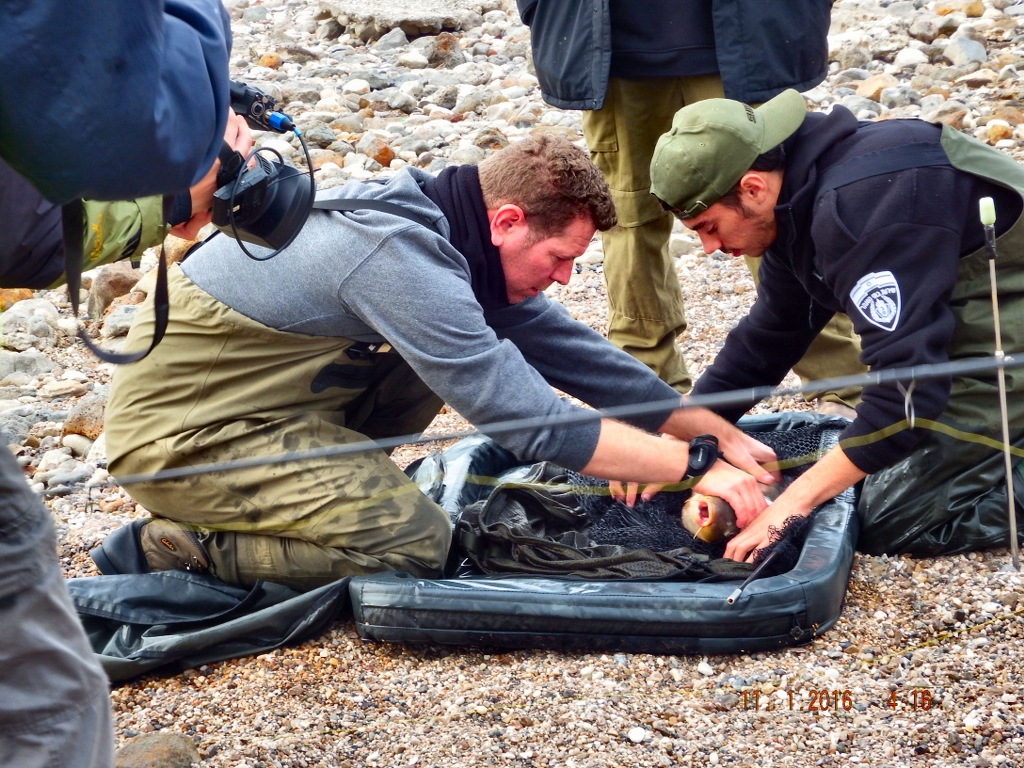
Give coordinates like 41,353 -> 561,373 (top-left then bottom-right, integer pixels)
0,448 -> 113,768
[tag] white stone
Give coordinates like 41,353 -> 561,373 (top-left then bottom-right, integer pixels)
944,37 -> 987,66
697,661 -> 715,676
996,139 -> 1017,148
577,240 -> 604,265
802,85 -> 832,104
398,51 -> 429,69
893,47 -> 929,68
342,79 -> 371,95
86,433 -> 107,466
627,727 -> 647,744
61,433 -> 94,458
38,448 -> 73,473
38,380 -> 87,399
343,153 -> 370,169
101,305 -> 138,338
259,138 -> 296,158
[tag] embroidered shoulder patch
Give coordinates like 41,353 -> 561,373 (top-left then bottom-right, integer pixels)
850,271 -> 902,332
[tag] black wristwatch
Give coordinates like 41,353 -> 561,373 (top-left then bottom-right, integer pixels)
683,434 -> 722,480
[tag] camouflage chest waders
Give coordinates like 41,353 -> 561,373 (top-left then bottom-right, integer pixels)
105,266 -> 450,590
857,125 -> 1024,556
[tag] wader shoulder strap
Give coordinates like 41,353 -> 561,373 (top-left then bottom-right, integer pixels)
815,142 -> 951,203
61,197 -> 438,364
313,198 -> 443,237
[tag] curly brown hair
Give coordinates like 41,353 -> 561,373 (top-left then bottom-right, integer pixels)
478,134 -> 617,237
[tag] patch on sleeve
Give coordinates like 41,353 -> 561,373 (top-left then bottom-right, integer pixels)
850,271 -> 902,332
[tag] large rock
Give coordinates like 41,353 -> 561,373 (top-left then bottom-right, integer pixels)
856,73 -> 899,101
944,36 -> 987,66
319,0 -> 464,38
304,123 -> 338,149
356,134 -> 395,167
115,733 -> 200,768
833,45 -> 871,70
473,126 -> 510,151
0,349 -> 55,378
893,47 -> 929,69
880,86 -> 920,109
88,262 -> 143,320
62,395 -> 105,441
926,100 -> 970,128
449,145 -> 486,165
909,17 -> 940,43
1,299 -> 60,351
101,305 -> 139,338
0,289 -> 34,310
425,32 -> 467,69
372,26 -> 408,50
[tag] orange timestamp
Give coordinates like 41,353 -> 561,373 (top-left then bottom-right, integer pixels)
738,688 -> 934,712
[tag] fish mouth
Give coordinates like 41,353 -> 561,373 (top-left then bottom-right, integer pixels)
697,501 -> 712,527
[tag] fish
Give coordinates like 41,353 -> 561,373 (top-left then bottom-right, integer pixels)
681,483 -> 782,543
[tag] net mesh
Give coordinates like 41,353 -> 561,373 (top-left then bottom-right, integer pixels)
566,423 -> 841,574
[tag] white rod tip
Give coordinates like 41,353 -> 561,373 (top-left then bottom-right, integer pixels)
980,197 -> 997,226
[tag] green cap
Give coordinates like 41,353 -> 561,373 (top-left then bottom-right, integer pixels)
650,89 -> 807,218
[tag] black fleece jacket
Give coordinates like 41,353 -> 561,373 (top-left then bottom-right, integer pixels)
693,107 -> 1021,474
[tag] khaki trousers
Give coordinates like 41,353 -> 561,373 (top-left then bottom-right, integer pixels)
581,76 -> 867,404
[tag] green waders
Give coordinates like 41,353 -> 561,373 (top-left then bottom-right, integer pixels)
105,266 -> 451,590
857,125 -> 1024,556
581,75 -> 867,403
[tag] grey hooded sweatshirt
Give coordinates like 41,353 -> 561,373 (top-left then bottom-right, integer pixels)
180,168 -> 680,470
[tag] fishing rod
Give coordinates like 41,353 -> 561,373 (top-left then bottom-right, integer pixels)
980,196 -> 1019,571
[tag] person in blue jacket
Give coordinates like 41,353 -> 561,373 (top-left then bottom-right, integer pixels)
0,3 -> 232,766
0,0 -> 232,204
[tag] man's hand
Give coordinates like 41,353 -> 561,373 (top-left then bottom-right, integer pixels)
724,444 -> 867,562
692,460 -> 768,527
610,429 -> 778,507
719,429 -> 780,485
169,113 -> 252,240
723,494 -> 810,562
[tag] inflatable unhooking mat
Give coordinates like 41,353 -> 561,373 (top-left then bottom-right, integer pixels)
350,412 -> 859,654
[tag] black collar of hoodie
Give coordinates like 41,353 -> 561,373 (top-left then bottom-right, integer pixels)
769,107 -> 861,264
421,164 -> 510,310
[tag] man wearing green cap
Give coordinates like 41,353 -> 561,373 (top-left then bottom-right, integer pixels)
515,0 -> 866,413
650,90 -> 1024,560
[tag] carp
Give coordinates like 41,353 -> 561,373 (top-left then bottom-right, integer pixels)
681,483 -> 782,543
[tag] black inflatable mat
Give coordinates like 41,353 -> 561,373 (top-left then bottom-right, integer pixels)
350,412 -> 858,654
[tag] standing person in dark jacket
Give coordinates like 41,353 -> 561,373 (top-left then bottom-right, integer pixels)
517,0 -> 867,411
648,90 -> 1024,561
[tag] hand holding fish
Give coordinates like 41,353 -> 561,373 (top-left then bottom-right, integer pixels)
609,426 -> 779,507
724,445 -> 867,562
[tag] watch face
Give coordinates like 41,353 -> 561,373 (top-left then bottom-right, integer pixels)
690,444 -> 712,473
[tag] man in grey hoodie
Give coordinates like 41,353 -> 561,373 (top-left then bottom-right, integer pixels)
104,135 -> 777,590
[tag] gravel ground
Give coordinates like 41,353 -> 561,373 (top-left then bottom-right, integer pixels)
8,0 -> 1023,764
